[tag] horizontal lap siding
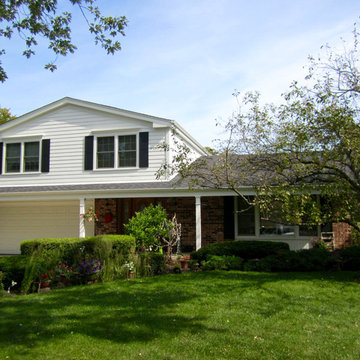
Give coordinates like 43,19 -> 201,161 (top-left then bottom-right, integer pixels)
0,105 -> 167,186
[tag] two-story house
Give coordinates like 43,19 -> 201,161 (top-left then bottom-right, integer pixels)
0,97 -> 351,254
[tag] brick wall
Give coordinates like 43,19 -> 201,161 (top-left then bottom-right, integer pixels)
94,199 -> 118,235
332,222 -> 352,249
94,196 -> 226,252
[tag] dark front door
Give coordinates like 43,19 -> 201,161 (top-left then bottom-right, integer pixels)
117,198 -> 165,233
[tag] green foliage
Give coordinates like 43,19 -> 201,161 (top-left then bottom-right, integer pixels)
125,204 -> 172,251
136,252 -> 165,276
0,271 -> 4,293
243,248 -> 336,272
201,255 -> 244,271
0,108 -> 15,124
0,0 -> 127,82
20,235 -> 136,292
338,246 -> 360,270
191,240 -> 289,262
0,255 -> 28,291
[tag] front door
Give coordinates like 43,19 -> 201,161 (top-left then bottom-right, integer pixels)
117,198 -> 165,233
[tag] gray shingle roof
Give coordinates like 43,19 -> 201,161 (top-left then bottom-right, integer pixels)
0,181 -> 181,194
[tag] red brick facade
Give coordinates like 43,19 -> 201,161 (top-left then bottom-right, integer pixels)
94,196 -> 226,251
332,222 -> 352,249
94,196 -> 353,251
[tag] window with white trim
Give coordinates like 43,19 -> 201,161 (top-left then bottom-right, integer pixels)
96,134 -> 137,169
5,141 -> 40,173
236,197 -> 319,238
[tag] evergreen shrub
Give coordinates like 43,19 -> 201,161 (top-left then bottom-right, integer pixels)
0,255 -> 28,291
338,246 -> 360,270
191,240 -> 289,262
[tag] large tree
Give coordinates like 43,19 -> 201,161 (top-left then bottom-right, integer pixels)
162,26 -> 360,234
0,0 -> 127,82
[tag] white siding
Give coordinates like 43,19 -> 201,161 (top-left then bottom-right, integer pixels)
0,200 -> 94,254
0,104 -> 168,186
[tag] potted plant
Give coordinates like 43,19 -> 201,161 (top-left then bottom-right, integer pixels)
80,207 -> 98,222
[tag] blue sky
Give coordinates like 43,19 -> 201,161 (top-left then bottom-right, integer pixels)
0,0 -> 359,146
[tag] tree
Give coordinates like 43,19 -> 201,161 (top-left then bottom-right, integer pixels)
163,25 -> 360,234
0,107 -> 16,124
0,0 -> 127,82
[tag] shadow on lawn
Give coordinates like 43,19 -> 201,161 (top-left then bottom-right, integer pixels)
0,270 -> 359,351
0,276 -> 215,350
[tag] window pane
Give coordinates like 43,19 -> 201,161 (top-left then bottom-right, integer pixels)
260,203 -> 295,236
6,143 -> 20,173
118,135 -> 136,167
237,197 -> 255,235
24,142 -> 39,172
97,137 -> 114,168
299,225 -> 318,236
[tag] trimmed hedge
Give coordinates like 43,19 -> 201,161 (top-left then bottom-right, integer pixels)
191,240 -> 290,262
20,235 -> 136,265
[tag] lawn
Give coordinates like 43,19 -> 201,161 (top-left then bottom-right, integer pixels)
1,271 -> 360,360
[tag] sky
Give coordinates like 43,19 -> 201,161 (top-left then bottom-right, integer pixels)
0,0 -> 359,147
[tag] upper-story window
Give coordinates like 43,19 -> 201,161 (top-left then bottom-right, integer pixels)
5,141 -> 40,173
96,135 -> 137,169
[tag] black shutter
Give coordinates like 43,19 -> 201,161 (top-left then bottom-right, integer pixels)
41,139 -> 50,173
139,132 -> 149,168
84,136 -> 94,170
224,196 -> 235,239
0,142 -> 3,174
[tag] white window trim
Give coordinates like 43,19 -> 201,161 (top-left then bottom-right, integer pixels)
3,138 -> 42,174
93,132 -> 139,170
234,197 -> 321,240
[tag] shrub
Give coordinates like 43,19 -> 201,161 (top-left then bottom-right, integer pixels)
136,252 -> 165,276
20,235 -> 136,292
243,248 -> 335,272
0,255 -> 28,291
202,255 -> 228,270
21,235 -> 135,264
191,240 -> 289,262
338,246 -> 360,270
0,271 -> 4,293
125,204 -> 171,251
201,255 -> 244,271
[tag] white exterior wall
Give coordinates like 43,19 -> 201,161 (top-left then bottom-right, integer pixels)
0,104 -> 168,186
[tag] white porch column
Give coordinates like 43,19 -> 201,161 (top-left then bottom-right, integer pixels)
195,196 -> 202,250
79,198 -> 86,238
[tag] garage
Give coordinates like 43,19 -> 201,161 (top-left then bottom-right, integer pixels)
0,200 -> 93,254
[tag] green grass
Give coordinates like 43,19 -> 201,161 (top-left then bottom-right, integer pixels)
1,271 -> 360,360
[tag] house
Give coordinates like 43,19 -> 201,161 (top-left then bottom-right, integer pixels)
0,97 -> 351,254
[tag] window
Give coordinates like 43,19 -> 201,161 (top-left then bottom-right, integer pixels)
6,143 -> 21,173
237,197 -> 256,236
118,135 -> 136,167
96,135 -> 137,169
235,196 -> 320,238
24,142 -> 40,172
260,203 -> 296,236
5,141 -> 40,173
97,136 -> 115,168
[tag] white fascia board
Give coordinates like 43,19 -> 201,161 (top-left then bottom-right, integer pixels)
171,121 -> 209,156
0,97 -> 174,132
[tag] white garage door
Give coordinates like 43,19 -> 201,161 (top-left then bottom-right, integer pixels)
0,200 -> 93,254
